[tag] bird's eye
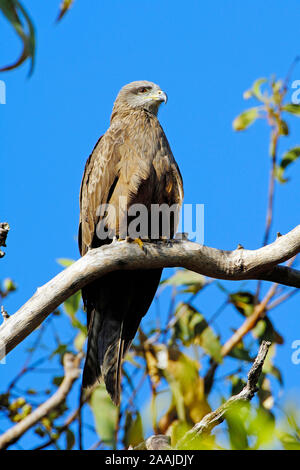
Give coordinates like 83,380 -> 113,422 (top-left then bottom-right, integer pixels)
138,87 -> 149,94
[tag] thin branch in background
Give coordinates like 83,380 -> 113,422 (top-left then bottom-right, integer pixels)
7,323 -> 46,392
0,352 -> 83,450
126,371 -> 147,411
263,127 -> 279,248
282,56 -> 300,93
88,439 -> 104,450
267,288 -> 299,311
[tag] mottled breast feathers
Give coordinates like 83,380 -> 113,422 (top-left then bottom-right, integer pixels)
79,108 -> 183,255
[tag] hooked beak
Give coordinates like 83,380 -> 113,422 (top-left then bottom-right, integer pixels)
149,90 -> 168,104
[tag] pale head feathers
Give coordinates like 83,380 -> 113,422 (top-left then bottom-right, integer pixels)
112,80 -> 167,118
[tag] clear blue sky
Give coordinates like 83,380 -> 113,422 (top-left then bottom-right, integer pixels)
1,0 -> 300,449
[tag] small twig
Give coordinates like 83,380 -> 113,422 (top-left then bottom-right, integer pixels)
1,306 -> 9,321
0,223 -> 10,258
267,288 -> 299,311
263,128 -> 278,248
176,341 -> 271,449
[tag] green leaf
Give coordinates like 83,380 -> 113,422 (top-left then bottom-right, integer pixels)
278,119 -> 289,136
57,258 -> 86,332
50,344 -> 68,360
228,345 -> 253,362
173,303 -> 222,363
74,331 -> 86,351
282,103 -> 300,116
279,432 -> 300,450
230,375 -> 246,395
232,107 -> 261,131
52,376 -> 64,387
56,0 -> 75,22
123,411 -> 144,448
252,317 -> 284,345
243,78 -> 268,102
168,378 -> 186,421
57,258 -> 75,267
66,429 -> 75,450
3,278 -> 17,292
161,269 -> 206,294
229,291 -> 255,317
226,402 -> 250,450
275,146 -> 300,183
248,406 -> 276,447
169,420 -> 192,447
63,291 -> 86,334
89,385 -> 118,446
64,291 -> 81,317
0,0 -> 35,74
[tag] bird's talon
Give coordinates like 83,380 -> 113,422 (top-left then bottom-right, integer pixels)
134,238 -> 145,251
124,237 -> 146,251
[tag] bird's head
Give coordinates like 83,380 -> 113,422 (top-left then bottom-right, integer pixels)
113,80 -> 168,116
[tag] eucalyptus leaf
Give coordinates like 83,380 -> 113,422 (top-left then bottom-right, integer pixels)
243,78 -> 267,102
233,107 -> 260,131
0,0 -> 35,74
56,0 -> 75,22
282,103 -> 300,116
89,385 -> 118,446
173,303 -> 222,363
275,147 -> 300,183
161,269 -> 205,294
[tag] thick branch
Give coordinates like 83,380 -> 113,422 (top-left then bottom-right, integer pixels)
176,341 -> 271,449
0,225 -> 299,360
0,353 -> 82,450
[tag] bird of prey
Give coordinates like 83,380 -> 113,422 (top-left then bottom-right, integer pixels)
78,80 -> 183,405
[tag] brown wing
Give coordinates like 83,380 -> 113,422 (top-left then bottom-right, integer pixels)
79,132 -> 120,256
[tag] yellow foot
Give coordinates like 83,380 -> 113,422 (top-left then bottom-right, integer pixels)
125,236 -> 147,252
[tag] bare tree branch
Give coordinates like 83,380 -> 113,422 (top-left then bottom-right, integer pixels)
0,225 -> 299,361
176,340 -> 271,449
0,353 -> 82,450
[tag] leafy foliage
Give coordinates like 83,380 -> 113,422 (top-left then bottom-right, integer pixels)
0,0 -> 74,74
